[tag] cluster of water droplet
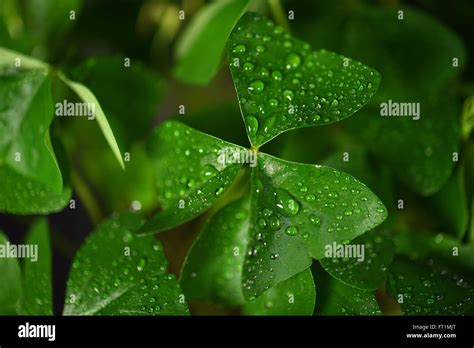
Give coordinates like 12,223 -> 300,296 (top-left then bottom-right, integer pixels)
229,13 -> 379,145
242,156 -> 386,298
0,167 -> 70,214
155,122 -> 242,213
394,258 -> 473,315
64,213 -> 189,315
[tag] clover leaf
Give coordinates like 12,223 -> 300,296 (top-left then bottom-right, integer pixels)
64,212 -> 189,315
137,121 -> 245,235
180,197 -> 249,307
0,67 -> 71,213
242,153 -> 386,299
388,231 -> 474,315
313,264 -> 381,315
0,46 -> 126,214
229,12 -> 381,147
142,11 -> 386,305
244,268 -> 315,315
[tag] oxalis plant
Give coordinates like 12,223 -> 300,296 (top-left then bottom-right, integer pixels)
1,2 -> 473,318
136,12 -> 388,314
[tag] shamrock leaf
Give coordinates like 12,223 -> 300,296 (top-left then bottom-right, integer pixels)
388,256 -> 473,315
64,212 -> 189,315
0,66 -> 71,213
0,232 -> 21,315
320,227 -> 394,291
244,268 -> 315,315
314,264 -> 381,315
19,218 -> 53,315
137,121 -> 246,235
181,197 -> 315,315
174,0 -> 249,85
308,5 -> 466,195
0,165 -> 71,214
242,153 -> 386,299
229,12 -> 380,147
389,231 -> 474,315
0,68 -> 62,191
180,197 -> 249,307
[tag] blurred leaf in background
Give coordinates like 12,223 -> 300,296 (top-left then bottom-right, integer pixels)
173,0 -> 250,85
293,2 -> 466,196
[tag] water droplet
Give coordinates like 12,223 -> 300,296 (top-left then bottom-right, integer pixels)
275,188 -> 300,216
271,70 -> 282,81
283,89 -> 294,101
257,218 -> 267,229
256,45 -> 265,53
269,216 -> 281,230
305,194 -> 316,202
248,80 -> 265,94
285,226 -> 298,236
264,300 -> 274,309
245,116 -> 259,135
285,53 -> 301,69
232,44 -> 246,53
243,62 -> 255,71
269,98 -> 279,108
137,258 -> 147,272
201,164 -> 218,178
309,215 -> 320,226
263,117 -> 276,134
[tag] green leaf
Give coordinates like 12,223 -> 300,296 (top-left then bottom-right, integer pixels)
335,6 -> 465,195
136,121 -> 245,235
0,68 -> 62,192
19,219 -> 53,315
0,165 -> 71,214
59,74 -> 125,170
347,90 -> 461,196
321,146 -> 394,206
24,0 -> 82,57
173,0 -> 249,85
69,56 -> 164,149
292,4 -> 465,195
431,169 -> 468,239
394,231 -> 474,272
388,256 -> 473,315
340,5 -> 466,101
244,268 -> 315,315
229,12 -> 381,147
242,153 -> 387,299
0,232 -> 22,315
314,264 -> 381,315
63,212 -> 189,315
320,227 -> 394,291
180,197 -> 249,306
0,47 -> 48,69
389,232 -> 474,315
0,68 -> 71,214
462,95 -> 474,140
